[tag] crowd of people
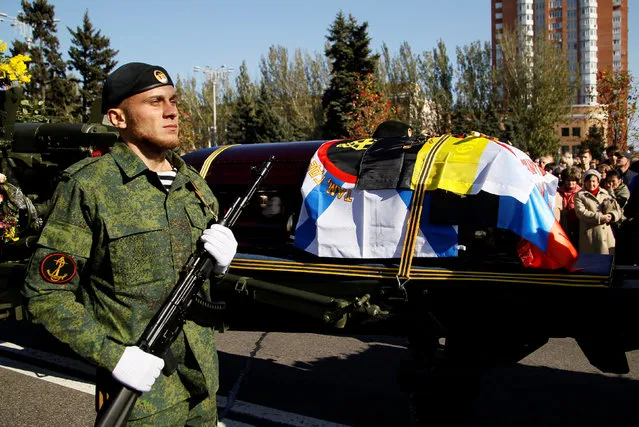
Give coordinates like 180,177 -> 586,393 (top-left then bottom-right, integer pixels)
542,146 -> 639,264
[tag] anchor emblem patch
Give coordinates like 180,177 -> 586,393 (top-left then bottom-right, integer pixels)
40,253 -> 77,284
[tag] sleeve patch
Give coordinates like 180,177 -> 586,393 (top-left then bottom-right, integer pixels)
40,253 -> 77,284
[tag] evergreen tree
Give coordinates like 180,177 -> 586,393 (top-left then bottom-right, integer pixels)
68,10 -> 118,121
255,83 -> 294,142
15,0 -> 78,119
226,62 -> 259,144
322,11 -> 379,139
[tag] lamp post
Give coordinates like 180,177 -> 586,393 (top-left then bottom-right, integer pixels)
194,65 -> 234,147
0,12 -> 34,48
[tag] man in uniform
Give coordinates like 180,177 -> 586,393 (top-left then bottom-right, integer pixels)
22,62 -> 236,425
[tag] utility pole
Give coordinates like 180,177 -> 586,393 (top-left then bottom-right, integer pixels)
194,65 -> 234,147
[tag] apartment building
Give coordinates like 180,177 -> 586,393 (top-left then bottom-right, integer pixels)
491,0 -> 629,154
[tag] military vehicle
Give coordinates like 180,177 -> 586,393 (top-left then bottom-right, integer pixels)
1,86 -> 638,424
182,130 -> 639,424
0,87 -> 118,319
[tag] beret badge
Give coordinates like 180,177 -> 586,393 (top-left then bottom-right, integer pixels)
154,69 -> 169,84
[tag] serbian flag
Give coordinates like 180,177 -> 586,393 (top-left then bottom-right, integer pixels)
294,140 -> 458,258
412,134 -> 577,270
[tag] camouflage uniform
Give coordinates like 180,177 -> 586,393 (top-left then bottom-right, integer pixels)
23,142 -> 220,423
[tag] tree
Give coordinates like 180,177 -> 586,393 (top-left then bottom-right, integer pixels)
419,40 -> 454,135
67,10 -> 118,121
495,28 -> 576,158
378,42 -> 425,129
259,46 -> 322,140
580,125 -> 606,161
344,73 -> 392,139
14,0 -> 78,119
322,11 -> 378,138
596,69 -> 638,151
254,83 -> 295,143
226,61 -> 260,144
453,41 -> 500,136
176,75 -> 208,148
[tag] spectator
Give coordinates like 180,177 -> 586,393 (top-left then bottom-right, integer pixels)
615,151 -> 638,187
557,166 -> 583,248
597,163 -> 612,181
605,146 -> 619,165
574,169 -> 621,255
603,168 -> 630,209
536,154 -> 554,172
578,149 -> 593,173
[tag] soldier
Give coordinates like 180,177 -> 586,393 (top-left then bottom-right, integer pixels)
22,62 -> 236,425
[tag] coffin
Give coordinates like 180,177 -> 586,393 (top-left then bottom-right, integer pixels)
182,136 -> 608,287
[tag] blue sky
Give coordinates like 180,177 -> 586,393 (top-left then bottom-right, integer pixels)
1,0 -> 637,88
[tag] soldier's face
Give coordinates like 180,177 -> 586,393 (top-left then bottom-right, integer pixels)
119,86 -> 180,151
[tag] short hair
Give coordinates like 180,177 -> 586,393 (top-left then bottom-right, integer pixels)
606,169 -> 621,180
561,166 -> 582,182
597,163 -> 612,173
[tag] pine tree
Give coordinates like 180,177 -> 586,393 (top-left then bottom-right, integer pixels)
226,62 -> 260,144
255,83 -> 294,142
14,0 -> 79,120
322,11 -> 379,139
68,10 -> 118,121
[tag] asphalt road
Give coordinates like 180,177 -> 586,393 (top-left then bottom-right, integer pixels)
0,320 -> 638,426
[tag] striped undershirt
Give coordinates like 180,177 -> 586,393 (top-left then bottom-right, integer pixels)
157,168 -> 177,192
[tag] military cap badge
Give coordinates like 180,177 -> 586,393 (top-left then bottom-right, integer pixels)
40,253 -> 77,284
154,69 -> 169,84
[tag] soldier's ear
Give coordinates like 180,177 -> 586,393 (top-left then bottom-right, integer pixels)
107,108 -> 127,129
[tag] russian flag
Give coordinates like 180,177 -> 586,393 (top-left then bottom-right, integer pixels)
498,184 -> 578,270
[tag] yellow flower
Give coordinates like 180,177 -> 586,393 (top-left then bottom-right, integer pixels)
0,48 -> 31,86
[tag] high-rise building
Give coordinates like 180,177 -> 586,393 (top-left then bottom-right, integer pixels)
491,0 -> 629,152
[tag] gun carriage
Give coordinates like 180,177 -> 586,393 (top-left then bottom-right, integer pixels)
183,134 -> 639,424
1,89 -> 638,423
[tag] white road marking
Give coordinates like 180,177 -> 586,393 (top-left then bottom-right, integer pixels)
217,395 -> 350,427
0,340 -> 96,376
0,355 -> 96,394
0,341 -> 351,427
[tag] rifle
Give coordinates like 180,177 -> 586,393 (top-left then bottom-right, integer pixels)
95,155 -> 275,427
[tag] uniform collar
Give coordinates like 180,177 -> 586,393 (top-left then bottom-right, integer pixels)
111,141 -> 189,182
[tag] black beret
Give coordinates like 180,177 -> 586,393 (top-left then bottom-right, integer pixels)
101,62 -> 174,113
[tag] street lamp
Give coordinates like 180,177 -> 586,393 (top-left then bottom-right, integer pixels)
194,65 -> 234,147
0,12 -> 34,48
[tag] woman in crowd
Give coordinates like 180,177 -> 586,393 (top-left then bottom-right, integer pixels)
574,169 -> 622,255
557,166 -> 583,248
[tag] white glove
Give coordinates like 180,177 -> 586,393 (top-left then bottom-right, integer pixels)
112,346 -> 164,393
200,224 -> 238,275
